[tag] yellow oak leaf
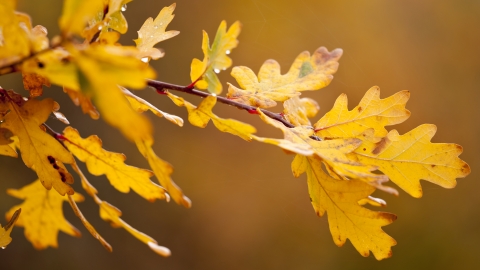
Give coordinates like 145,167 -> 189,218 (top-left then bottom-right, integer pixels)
59,0 -> 104,37
136,138 -> 191,208
190,21 -> 241,94
0,90 -> 75,195
134,3 -> 180,61
123,88 -> 183,127
352,124 -> 471,198
0,208 -> 21,249
167,93 -> 256,141
22,72 -> 50,98
6,180 -> 84,249
72,44 -> 155,141
66,194 -> 112,252
0,2 -> 30,66
294,155 -> 397,260
283,96 -> 320,126
227,47 -> 343,108
21,48 -> 79,90
63,127 -> 168,202
63,87 -> 100,119
99,201 -> 171,256
71,164 -> 170,256
314,86 -> 411,139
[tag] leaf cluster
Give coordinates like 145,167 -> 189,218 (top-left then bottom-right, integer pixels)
0,0 -> 470,261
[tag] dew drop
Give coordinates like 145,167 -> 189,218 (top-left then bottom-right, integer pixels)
225,50 -> 231,55
141,57 -> 149,63
121,4 -> 127,12
1,246 -> 5,250
98,26 -> 103,31
214,69 -> 220,74
211,93 -> 217,97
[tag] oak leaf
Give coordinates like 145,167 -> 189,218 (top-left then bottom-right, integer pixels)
293,155 -> 397,260
0,90 -> 75,195
123,88 -> 183,127
283,96 -> 320,126
314,86 -> 411,139
190,21 -> 241,94
352,124 -> 471,198
0,208 -> 21,249
22,72 -> 50,98
72,164 -> 170,256
59,0 -> 104,37
63,127 -> 168,202
136,138 -> 191,208
6,180 -> 84,249
0,2 -> 30,66
167,93 -> 256,141
134,3 -> 179,61
227,47 -> 343,108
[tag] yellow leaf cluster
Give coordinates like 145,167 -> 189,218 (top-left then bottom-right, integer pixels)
252,85 -> 470,259
227,47 -> 343,108
190,21 -> 241,94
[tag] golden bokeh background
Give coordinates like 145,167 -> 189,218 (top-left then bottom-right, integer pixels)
1,0 -> 479,269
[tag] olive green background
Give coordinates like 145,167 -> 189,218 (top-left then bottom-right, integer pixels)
1,0 -> 479,269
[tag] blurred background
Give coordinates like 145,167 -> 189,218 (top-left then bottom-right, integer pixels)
1,0 -> 479,269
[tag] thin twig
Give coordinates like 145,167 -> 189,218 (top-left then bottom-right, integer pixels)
146,79 -> 295,128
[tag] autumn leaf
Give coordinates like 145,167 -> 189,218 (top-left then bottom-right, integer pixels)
283,96 -> 320,126
6,180 -> 84,249
293,155 -> 397,260
352,124 -> 471,198
314,86 -> 411,139
0,208 -> 21,249
123,88 -> 183,127
62,127 -> 168,202
72,164 -> 171,256
22,72 -> 50,98
72,44 -> 155,141
0,90 -> 75,195
190,21 -> 241,94
0,1 -> 30,66
63,87 -> 100,119
134,3 -> 179,61
136,138 -> 191,208
59,0 -> 104,37
227,47 -> 343,108
167,93 -> 256,141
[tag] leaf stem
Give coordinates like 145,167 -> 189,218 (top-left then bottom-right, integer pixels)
146,79 -> 295,128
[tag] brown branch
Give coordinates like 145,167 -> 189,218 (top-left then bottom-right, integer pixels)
146,79 -> 295,129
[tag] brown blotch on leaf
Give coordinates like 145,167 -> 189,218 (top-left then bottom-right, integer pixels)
47,156 -> 55,164
372,136 -> 391,155
59,172 -> 66,182
431,164 -> 436,168
358,106 -> 363,112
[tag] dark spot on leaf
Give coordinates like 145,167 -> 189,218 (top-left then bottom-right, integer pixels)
431,164 -> 436,168
309,197 -> 313,202
60,172 -> 66,182
358,106 -> 363,112
363,148 -> 366,151
47,156 -> 55,164
37,61 -> 45,68
53,164 -> 59,170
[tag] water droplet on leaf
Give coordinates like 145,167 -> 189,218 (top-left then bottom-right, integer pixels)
226,50 -> 231,55
141,57 -> 149,63
214,69 -> 220,74
121,4 -> 127,12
